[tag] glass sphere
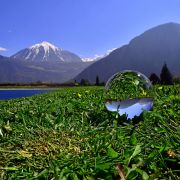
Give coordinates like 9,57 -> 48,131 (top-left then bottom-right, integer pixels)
104,70 -> 153,119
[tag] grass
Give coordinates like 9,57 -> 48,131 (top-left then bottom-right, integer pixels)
0,85 -> 179,179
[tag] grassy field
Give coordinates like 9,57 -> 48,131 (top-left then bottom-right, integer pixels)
0,86 -> 179,179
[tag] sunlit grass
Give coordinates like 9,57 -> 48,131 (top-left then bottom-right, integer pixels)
0,86 -> 179,179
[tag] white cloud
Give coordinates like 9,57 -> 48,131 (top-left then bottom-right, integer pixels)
0,47 -> 8,52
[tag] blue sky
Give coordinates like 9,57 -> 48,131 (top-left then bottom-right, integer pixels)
0,0 -> 180,58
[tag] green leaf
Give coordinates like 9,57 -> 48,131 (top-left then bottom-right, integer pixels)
34,169 -> 48,178
107,146 -> 119,158
130,133 -> 137,145
71,173 -> 79,180
126,168 -> 138,180
87,176 -> 95,180
136,168 -> 149,180
0,167 -> 19,171
148,150 -> 158,160
128,145 -> 141,165
142,171 -> 149,180
96,163 -> 111,170
0,128 -> 3,137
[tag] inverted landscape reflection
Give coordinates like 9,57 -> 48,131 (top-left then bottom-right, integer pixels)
105,98 -> 153,119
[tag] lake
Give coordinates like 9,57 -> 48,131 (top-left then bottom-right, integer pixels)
0,89 -> 51,100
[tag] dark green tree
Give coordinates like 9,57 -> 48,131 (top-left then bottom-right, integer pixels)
173,76 -> 180,84
99,82 -> 105,86
95,75 -> 100,86
160,63 -> 173,85
80,78 -> 90,86
149,73 -> 160,84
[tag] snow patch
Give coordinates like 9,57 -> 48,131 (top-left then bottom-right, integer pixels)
30,41 -> 59,50
82,48 -> 117,62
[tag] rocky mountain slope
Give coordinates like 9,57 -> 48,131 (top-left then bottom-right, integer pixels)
75,23 -> 180,82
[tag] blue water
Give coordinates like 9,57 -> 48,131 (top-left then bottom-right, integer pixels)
0,89 -> 50,100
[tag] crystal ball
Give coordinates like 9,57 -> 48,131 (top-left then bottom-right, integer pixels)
104,70 -> 153,119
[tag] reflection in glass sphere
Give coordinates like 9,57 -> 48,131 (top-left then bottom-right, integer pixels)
104,70 -> 153,119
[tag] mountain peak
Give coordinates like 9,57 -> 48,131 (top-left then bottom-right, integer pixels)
11,41 -> 82,62
30,41 -> 61,51
164,22 -> 180,26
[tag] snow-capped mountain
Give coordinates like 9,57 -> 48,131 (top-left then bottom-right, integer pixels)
11,41 -> 82,62
82,48 -> 117,62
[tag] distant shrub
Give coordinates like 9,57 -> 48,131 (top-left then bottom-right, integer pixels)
149,73 -> 160,84
95,75 -> 100,86
80,78 -> 90,86
160,63 -> 173,85
173,76 -> 180,84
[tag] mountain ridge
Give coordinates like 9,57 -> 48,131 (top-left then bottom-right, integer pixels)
75,22 -> 180,82
0,55 -> 93,83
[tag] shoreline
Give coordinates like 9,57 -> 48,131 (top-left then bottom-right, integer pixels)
0,87 -> 59,90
